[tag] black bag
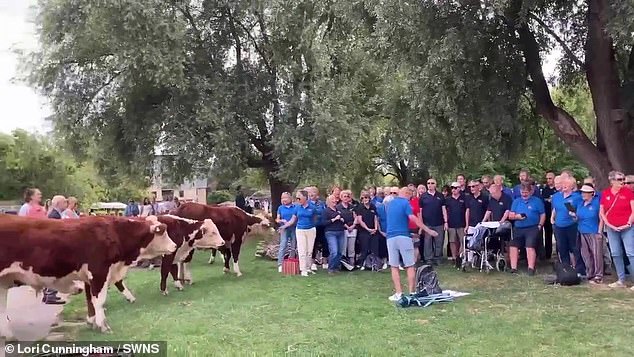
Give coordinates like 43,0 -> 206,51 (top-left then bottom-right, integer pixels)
415,265 -> 443,296
551,261 -> 580,286
363,254 -> 382,271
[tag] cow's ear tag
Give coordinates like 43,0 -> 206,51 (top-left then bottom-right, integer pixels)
154,226 -> 162,233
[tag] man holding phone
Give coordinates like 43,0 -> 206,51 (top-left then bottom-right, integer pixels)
509,183 -> 546,275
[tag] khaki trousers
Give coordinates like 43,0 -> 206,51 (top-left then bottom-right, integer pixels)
296,228 -> 317,273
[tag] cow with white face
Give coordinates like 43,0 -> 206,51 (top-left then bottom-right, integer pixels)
0,214 -> 176,337
112,215 -> 225,297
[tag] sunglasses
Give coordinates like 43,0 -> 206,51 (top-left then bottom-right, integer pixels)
451,187 -> 459,190
427,182 -> 436,185
626,182 -> 634,185
361,197 -> 370,200
615,177 -> 625,181
468,185 -> 477,188
390,192 -> 398,195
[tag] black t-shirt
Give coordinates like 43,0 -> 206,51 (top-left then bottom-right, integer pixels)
445,195 -> 467,228
541,185 -> 557,215
487,193 -> 512,221
419,192 -> 445,227
355,204 -> 377,230
336,202 -> 356,225
466,193 -> 489,226
324,207 -> 345,232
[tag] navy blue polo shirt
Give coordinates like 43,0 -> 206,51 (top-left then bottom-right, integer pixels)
445,195 -> 467,228
386,197 -> 413,238
511,196 -> 545,228
419,191 -> 445,227
294,203 -> 317,229
356,204 -> 377,230
336,202 -> 356,225
551,191 -> 582,228
323,206 -> 345,232
466,193 -> 489,227
277,204 -> 297,224
487,193 -> 512,222
541,185 -> 557,215
502,186 -> 513,198
576,198 -> 600,234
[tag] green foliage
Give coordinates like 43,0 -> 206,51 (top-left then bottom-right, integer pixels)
0,130 -> 105,207
207,190 -> 234,204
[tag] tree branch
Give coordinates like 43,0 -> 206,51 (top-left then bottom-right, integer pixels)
528,13 -> 585,69
231,17 -> 273,73
80,69 -> 125,119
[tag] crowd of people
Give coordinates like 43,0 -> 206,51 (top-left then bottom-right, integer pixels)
123,196 -> 181,217
274,170 -> 634,301
16,188 -> 83,304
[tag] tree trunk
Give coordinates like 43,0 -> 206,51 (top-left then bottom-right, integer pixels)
268,173 -> 295,217
585,0 -> 634,174
517,22 -> 613,189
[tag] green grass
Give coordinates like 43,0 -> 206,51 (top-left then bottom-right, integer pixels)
63,234 -> 634,356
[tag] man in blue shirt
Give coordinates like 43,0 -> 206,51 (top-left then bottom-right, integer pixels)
308,187 -> 328,271
419,178 -> 447,265
386,187 -> 438,302
275,192 -> 297,272
550,175 -> 584,275
509,183 -> 546,276
372,187 -> 385,205
493,175 -> 514,199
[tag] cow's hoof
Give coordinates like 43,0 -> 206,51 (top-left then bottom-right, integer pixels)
86,316 -> 95,327
174,281 -> 184,291
126,297 -> 136,303
223,268 -> 230,274
208,257 -> 215,264
161,290 -> 169,296
235,272 -> 243,277
184,279 -> 193,285
98,323 -> 112,333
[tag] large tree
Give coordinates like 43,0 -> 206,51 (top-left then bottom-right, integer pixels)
27,0 -> 371,212
369,0 -> 634,188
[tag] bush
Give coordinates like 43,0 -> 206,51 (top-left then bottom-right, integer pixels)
207,190 -> 234,204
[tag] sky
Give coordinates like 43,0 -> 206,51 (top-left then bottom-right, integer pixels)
0,0 -> 51,134
0,1 -> 560,136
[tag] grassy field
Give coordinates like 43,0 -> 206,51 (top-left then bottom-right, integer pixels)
62,234 -> 634,356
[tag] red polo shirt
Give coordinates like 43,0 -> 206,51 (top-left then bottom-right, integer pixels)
409,196 -> 421,230
600,187 -> 634,226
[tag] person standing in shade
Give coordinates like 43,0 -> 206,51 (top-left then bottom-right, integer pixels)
372,187 -> 385,205
62,196 -> 80,219
508,183 -> 546,275
600,171 -> 634,289
337,190 -> 358,269
541,171 -> 557,260
512,169 -> 531,199
275,192 -> 297,273
483,184 -> 512,223
285,190 -> 318,277
323,195 -> 346,274
551,176 -> 584,275
456,174 -> 468,196
356,191 -> 380,270
45,195 -> 68,304
308,187 -> 327,271
572,185 -> 604,284
420,178 -> 447,265
465,179 -> 489,230
481,175 -> 492,197
235,186 -> 246,210
386,187 -> 438,301
493,174 -> 514,199
445,182 -> 467,261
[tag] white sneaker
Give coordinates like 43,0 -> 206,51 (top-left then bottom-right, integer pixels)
311,263 -> 318,271
388,293 -> 403,302
630,285 -> 634,291
609,281 -> 626,288
360,266 -> 365,271
309,270 -> 316,274
278,266 -> 282,273
399,266 -> 404,271
301,271 -> 309,277
382,263 -> 388,270
322,263 -> 329,269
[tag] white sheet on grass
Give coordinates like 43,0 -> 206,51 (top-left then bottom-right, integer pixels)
442,290 -> 471,298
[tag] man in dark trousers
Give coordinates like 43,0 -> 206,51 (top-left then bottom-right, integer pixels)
540,171 -> 557,260
235,186 -> 247,210
44,195 -> 67,304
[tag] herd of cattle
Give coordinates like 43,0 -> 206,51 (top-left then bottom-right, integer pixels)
0,202 -> 271,339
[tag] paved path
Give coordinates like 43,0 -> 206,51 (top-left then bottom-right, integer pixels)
4,286 -> 65,341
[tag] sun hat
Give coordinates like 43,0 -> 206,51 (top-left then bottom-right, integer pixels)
580,184 -> 595,193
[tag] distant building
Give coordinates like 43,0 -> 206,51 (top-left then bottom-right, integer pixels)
149,155 -> 213,203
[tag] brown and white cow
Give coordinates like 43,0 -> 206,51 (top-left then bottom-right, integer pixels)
0,214 -> 176,336
111,214 -> 225,298
170,203 -> 272,276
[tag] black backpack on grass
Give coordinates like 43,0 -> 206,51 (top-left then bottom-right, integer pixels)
544,261 -> 580,286
415,265 -> 443,296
